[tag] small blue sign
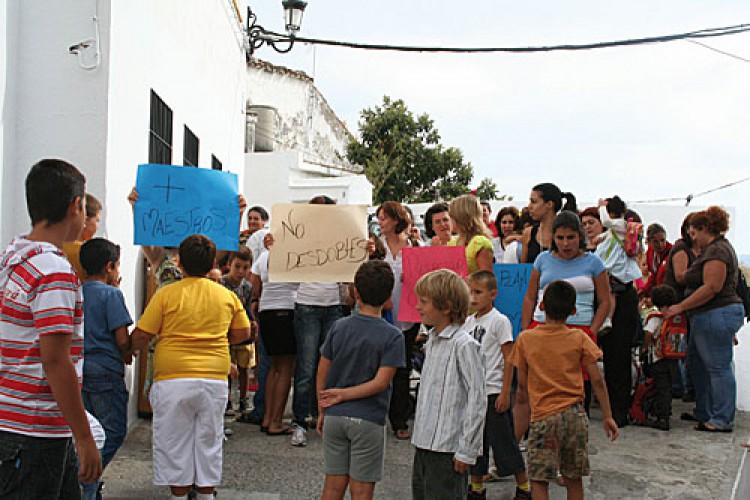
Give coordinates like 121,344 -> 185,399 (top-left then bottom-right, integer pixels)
134,164 -> 239,251
493,263 -> 533,339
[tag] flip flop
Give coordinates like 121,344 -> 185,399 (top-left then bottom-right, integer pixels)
680,412 -> 698,422
694,422 -> 732,433
266,427 -> 293,436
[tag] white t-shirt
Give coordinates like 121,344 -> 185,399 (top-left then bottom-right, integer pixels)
251,251 -> 298,311
381,236 -> 414,331
296,282 -> 341,306
492,237 -> 506,263
247,228 -> 269,262
463,309 -> 513,395
502,240 -> 522,264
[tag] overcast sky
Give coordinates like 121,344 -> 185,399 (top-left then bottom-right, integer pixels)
247,1 -> 750,254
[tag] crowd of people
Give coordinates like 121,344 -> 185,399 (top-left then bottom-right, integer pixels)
0,159 -> 747,499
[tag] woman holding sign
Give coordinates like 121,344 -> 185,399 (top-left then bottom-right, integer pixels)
521,211 -> 611,419
376,201 -> 419,440
447,195 -> 494,273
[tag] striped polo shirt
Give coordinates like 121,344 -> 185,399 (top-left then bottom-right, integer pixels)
0,237 -> 83,437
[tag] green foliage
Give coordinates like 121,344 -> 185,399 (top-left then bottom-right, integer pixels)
347,96 -> 474,204
474,177 -> 513,202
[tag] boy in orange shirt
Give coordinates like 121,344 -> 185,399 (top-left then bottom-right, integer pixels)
510,280 -> 619,500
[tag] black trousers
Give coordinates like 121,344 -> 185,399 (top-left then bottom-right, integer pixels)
389,323 -> 419,431
651,358 -> 677,419
600,285 -> 638,423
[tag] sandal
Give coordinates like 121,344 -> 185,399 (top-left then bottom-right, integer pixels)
395,428 -> 411,440
680,412 -> 698,422
694,422 -> 732,433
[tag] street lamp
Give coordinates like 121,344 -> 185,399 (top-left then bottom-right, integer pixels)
246,1 -> 307,58
283,0 -> 307,33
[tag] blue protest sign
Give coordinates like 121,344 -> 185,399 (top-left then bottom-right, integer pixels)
133,164 -> 239,251
493,263 -> 533,339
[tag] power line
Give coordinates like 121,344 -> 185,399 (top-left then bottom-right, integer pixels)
685,39 -> 750,64
269,23 -> 750,54
632,176 -> 750,206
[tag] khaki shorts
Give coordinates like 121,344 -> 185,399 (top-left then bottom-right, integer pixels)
230,344 -> 254,369
527,403 -> 589,481
323,416 -> 386,483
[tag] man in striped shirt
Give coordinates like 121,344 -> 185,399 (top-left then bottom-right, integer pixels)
0,159 -> 101,498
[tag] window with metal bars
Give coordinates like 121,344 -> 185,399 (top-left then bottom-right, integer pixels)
183,126 -> 199,167
211,155 -> 222,171
148,90 -> 173,164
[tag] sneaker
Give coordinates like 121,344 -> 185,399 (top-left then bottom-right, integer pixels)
514,487 -> 532,499
290,423 -> 307,447
224,401 -> 235,417
467,488 -> 486,499
238,398 -> 248,413
224,426 -> 234,436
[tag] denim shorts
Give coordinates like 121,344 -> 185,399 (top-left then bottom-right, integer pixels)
528,403 -> 589,481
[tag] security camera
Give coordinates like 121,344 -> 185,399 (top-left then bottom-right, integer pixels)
69,39 -> 94,54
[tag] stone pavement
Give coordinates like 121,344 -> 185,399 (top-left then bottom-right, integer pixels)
103,401 -> 748,499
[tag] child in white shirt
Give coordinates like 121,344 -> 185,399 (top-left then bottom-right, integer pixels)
594,196 -> 642,336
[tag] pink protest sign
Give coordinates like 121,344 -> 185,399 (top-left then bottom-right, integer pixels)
397,246 -> 468,323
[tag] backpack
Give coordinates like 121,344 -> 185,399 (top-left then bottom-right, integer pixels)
607,217 -> 643,259
623,218 -> 643,257
628,359 -> 657,425
646,311 -> 688,359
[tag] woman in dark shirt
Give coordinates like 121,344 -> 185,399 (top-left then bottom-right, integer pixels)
665,207 -> 744,432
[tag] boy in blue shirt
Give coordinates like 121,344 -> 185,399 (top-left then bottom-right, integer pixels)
79,238 -> 134,499
316,260 -> 405,500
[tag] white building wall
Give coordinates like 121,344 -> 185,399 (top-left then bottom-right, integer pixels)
245,150 -> 372,211
247,62 -> 356,170
2,0 -> 247,425
106,0 -> 246,422
2,0 -> 111,245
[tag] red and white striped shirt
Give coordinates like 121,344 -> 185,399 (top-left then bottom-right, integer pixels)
0,237 -> 83,437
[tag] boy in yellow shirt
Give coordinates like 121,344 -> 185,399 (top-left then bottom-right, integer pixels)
131,235 -> 251,500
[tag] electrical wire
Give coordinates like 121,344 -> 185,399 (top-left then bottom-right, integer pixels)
685,39 -> 750,64
260,23 -> 750,54
631,176 -> 750,206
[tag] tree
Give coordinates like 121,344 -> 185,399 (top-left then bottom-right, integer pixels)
347,96 -> 474,204
474,178 -> 498,201
474,177 -> 513,202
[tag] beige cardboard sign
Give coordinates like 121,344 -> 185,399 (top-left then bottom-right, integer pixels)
268,203 -> 369,283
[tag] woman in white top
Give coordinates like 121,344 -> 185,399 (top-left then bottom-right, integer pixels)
250,251 -> 299,436
492,206 -> 519,262
376,201 -> 419,440
290,195 -> 344,446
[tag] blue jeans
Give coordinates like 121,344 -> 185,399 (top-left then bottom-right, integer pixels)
249,335 -> 270,420
292,304 -> 342,428
688,303 -> 744,429
0,431 -> 80,499
81,369 -> 129,498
